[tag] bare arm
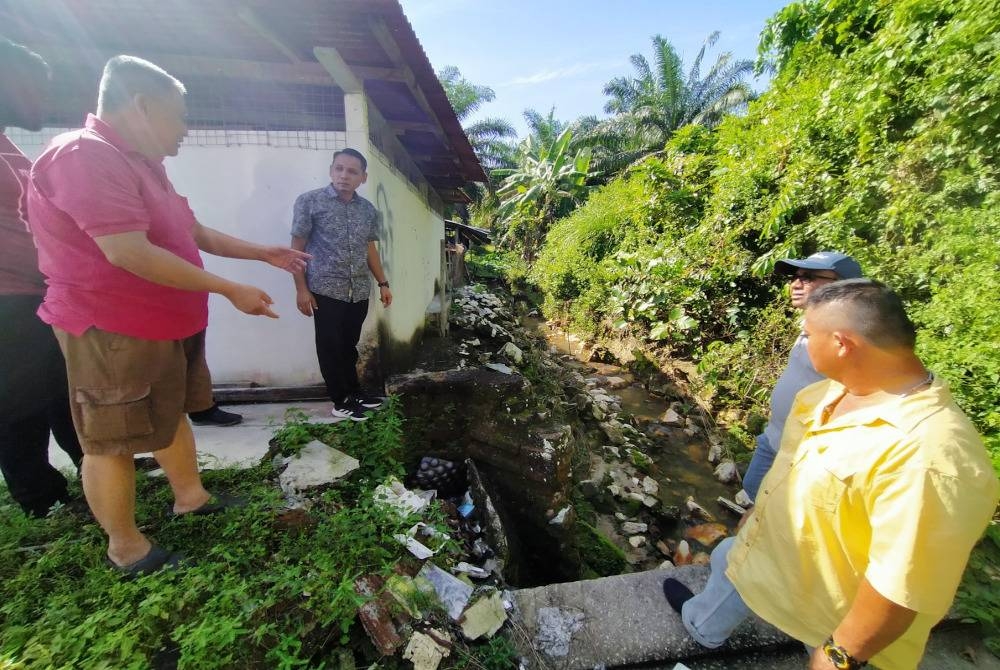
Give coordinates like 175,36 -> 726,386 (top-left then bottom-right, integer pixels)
94,231 -> 278,318
291,236 -> 317,316
367,241 -> 392,307
808,579 -> 917,669
194,222 -> 308,273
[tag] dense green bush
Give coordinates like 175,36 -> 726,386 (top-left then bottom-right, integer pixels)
528,0 -> 1000,649
533,0 -> 1000,455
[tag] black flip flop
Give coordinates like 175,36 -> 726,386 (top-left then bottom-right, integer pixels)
170,493 -> 247,518
106,545 -> 186,579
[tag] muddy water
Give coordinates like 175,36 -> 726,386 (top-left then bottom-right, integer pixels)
526,317 -> 743,543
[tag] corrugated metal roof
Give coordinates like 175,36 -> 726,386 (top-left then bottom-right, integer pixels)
0,0 -> 485,201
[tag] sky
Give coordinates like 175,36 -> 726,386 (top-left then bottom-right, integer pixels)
398,0 -> 790,137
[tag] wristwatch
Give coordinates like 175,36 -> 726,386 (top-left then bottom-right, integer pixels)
378,281 -> 390,288
822,638 -> 867,669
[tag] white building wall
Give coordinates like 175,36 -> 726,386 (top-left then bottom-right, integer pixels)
15,128 -> 445,387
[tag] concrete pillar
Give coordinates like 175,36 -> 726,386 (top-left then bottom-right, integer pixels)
343,92 -> 369,153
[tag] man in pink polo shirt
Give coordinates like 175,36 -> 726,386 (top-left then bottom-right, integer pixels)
27,55 -> 309,576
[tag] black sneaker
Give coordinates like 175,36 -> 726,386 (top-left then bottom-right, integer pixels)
352,393 -> 385,409
189,405 -> 243,427
330,400 -> 369,423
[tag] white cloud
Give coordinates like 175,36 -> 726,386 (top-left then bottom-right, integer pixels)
500,61 -> 619,87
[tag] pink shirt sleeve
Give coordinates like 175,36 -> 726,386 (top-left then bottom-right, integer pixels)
34,143 -> 152,238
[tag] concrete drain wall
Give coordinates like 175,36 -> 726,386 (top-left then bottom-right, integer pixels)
387,367 -> 580,586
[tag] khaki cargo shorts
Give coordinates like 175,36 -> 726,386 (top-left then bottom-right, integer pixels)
53,327 -> 214,456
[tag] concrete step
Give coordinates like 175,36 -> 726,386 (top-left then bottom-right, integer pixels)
510,565 -> 794,670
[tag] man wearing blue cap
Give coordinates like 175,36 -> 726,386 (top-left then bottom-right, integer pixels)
741,251 -> 863,501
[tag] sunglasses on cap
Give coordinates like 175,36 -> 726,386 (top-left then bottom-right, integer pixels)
788,270 -> 838,283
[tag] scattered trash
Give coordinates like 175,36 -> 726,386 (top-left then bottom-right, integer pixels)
549,506 -> 571,525
395,534 -> 435,559
460,591 -> 507,640
457,491 -> 475,518
374,478 -> 432,517
416,563 -> 473,621
414,457 -> 465,496
385,574 -> 424,619
354,575 -> 405,655
472,538 -> 493,558
453,562 -> 489,579
403,630 -> 452,670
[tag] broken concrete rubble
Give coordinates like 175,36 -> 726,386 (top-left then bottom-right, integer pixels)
403,630 -> 451,670
460,592 -> 508,640
354,574 -> 405,655
277,440 -> 360,495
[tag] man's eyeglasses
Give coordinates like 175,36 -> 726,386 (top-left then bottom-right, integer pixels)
788,271 -> 838,284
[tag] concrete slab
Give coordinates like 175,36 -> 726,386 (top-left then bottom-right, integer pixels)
47,401 -> 335,473
511,566 -> 793,670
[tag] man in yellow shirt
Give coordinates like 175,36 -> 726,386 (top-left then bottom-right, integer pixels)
662,279 -> 998,669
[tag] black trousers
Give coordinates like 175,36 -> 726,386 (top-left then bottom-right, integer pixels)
0,295 -> 83,516
313,294 -> 369,404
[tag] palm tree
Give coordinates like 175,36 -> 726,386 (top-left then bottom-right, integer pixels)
582,32 -> 755,177
438,66 -> 517,173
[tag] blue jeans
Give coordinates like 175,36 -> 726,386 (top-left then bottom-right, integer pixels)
741,434 -> 777,503
680,537 -> 754,647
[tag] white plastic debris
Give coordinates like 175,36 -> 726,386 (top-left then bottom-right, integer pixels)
485,362 -> 513,374
395,535 -> 435,560
417,563 -> 473,621
453,562 -> 489,579
374,477 -> 431,517
549,506 -> 571,525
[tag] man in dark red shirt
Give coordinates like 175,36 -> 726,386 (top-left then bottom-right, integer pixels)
28,54 -> 309,575
0,38 -> 83,517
